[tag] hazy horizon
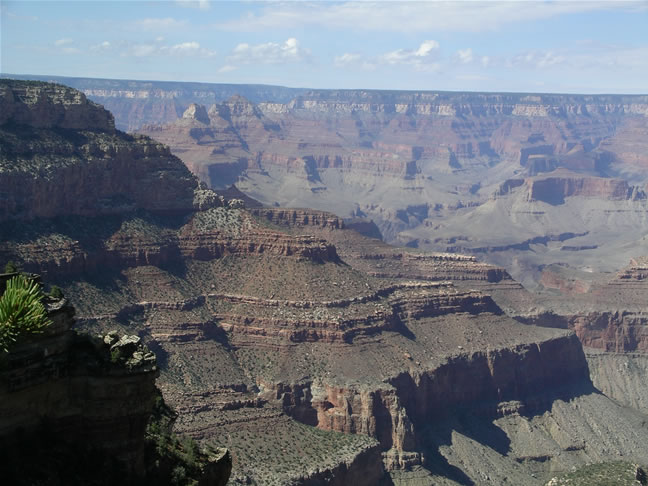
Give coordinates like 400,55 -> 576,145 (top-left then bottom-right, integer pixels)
2,1 -> 647,95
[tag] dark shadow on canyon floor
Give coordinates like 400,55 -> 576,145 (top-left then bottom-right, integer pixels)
415,380 -> 601,484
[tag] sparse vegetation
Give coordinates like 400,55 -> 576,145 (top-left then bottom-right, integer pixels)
546,462 -> 648,486
221,414 -> 377,485
143,392 -> 224,486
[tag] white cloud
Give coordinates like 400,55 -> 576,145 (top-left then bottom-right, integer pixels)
334,41 -> 441,72
218,65 -> 237,73
90,41 -> 112,52
227,37 -> 310,65
175,0 -> 210,10
334,52 -> 376,70
217,1 -> 638,33
54,38 -> 80,54
505,43 -> 648,72
457,48 -> 473,64
122,41 -> 216,58
169,41 -> 200,53
380,40 -> 440,71
127,44 -> 157,57
334,53 -> 362,66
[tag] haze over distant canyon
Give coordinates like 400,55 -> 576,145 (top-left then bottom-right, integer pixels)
23,75 -> 648,290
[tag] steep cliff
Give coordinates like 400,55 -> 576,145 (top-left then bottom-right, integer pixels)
0,295 -> 158,479
518,257 -> 648,353
0,79 -> 196,222
0,282 -> 232,485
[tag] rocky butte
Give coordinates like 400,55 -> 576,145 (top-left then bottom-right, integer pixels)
3,78 -> 648,484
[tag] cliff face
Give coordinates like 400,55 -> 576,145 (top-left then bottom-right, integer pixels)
520,257 -> 648,353
0,79 -> 196,222
258,333 -> 589,471
135,90 -> 648,188
0,80 -> 115,130
524,171 -> 645,205
128,85 -> 648,289
0,298 -> 158,478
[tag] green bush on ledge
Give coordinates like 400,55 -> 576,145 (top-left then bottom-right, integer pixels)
0,275 -> 52,353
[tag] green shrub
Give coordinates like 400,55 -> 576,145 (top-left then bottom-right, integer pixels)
0,275 -> 51,352
170,465 -> 187,485
3,261 -> 18,274
110,347 -> 122,363
49,285 -> 64,300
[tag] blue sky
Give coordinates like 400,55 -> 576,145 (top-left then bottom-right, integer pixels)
1,1 -> 647,93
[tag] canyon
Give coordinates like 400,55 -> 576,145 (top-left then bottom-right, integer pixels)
2,78 -> 648,485
15,75 -> 648,287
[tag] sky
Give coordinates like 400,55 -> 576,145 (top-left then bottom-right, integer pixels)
1,0 -> 647,94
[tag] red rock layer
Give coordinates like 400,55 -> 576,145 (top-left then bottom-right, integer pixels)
262,334 -> 588,469
14,227 -> 339,277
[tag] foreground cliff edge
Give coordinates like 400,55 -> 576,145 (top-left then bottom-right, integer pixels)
0,271 -> 232,485
2,79 -> 648,485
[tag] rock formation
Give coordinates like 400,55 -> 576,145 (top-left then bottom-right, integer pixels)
5,79 -> 648,485
128,85 -> 648,287
0,295 -> 158,478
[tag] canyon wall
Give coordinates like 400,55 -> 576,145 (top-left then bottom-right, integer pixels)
6,79 -> 648,485
125,80 -> 648,287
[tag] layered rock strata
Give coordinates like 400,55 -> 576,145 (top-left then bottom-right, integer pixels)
518,258 -> 648,353
0,79 -> 196,222
7,80 -> 648,484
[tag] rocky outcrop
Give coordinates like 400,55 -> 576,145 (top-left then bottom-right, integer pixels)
358,251 -> 509,283
263,333 -> 589,470
297,442 -> 387,486
216,283 -> 497,345
183,103 -> 211,125
493,171 -> 647,205
539,267 -> 592,295
526,171 -> 646,205
0,79 -> 197,222
0,79 -> 115,130
615,256 -> 648,281
10,222 -> 340,278
250,208 -> 344,229
0,298 -> 158,477
518,311 -> 648,353
519,258 -> 648,352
